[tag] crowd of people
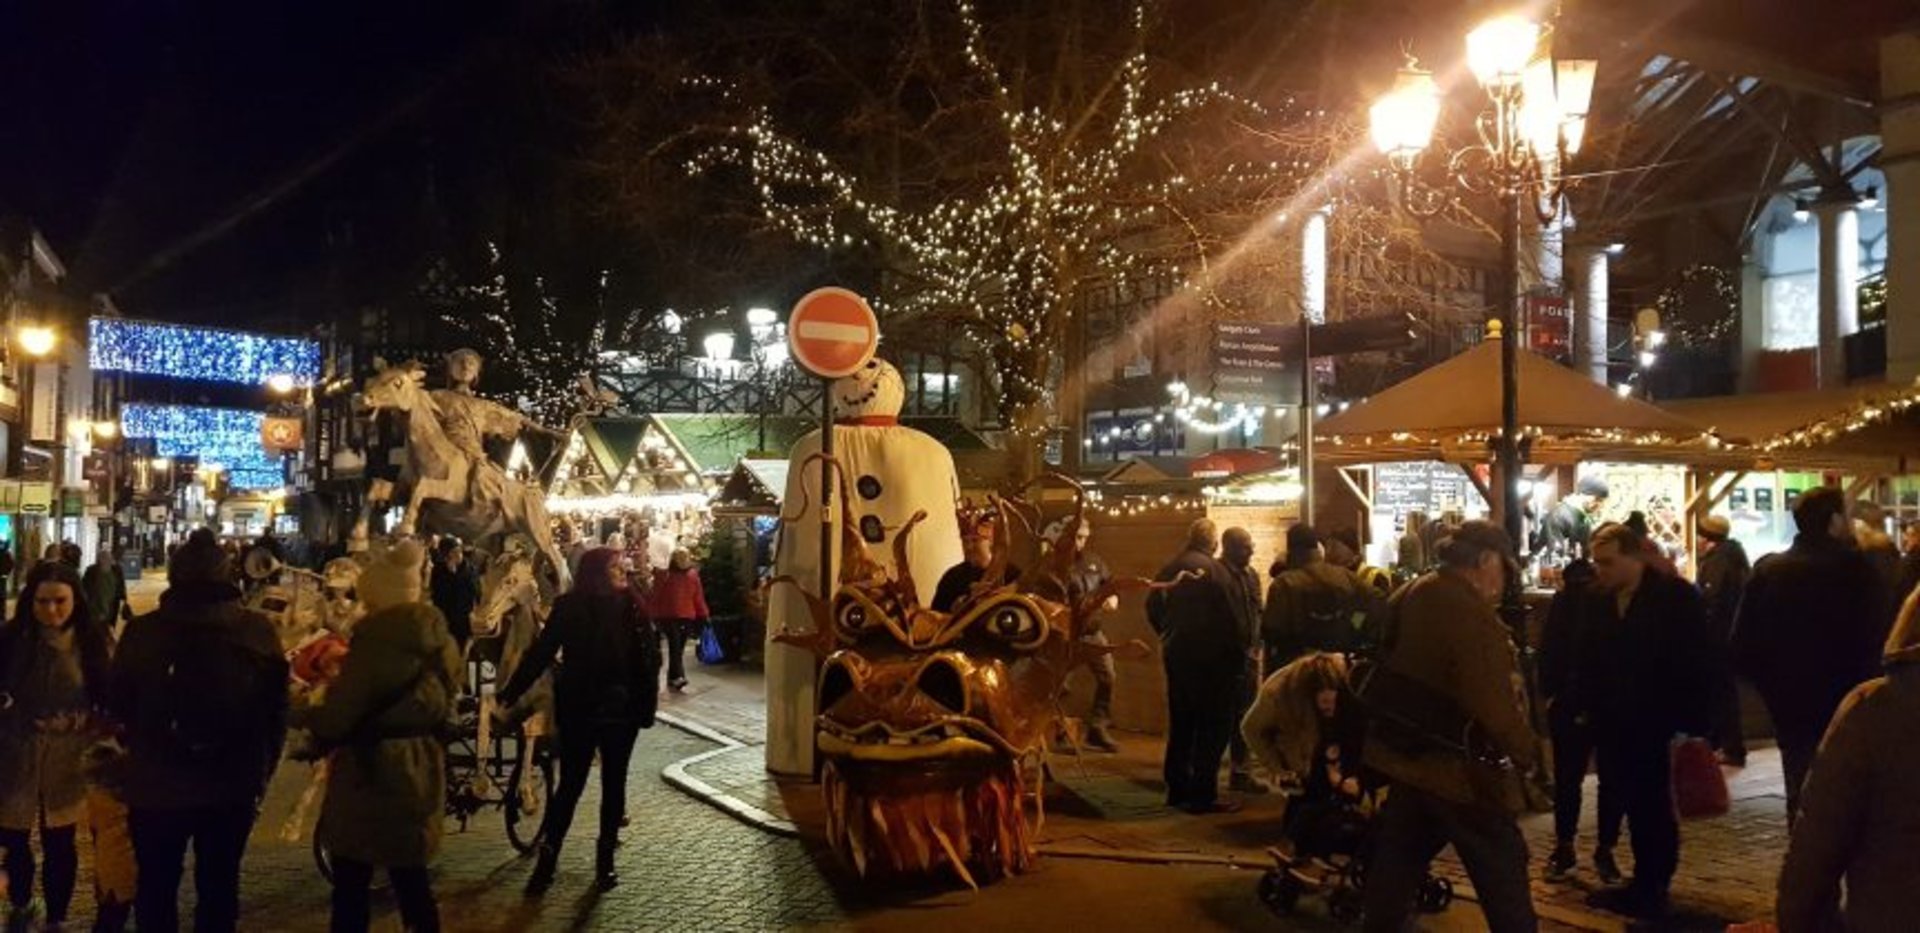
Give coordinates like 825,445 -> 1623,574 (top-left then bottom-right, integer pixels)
0,525 -> 700,931
1140,482 -> 1916,929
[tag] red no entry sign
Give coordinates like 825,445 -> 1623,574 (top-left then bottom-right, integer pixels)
787,287 -> 878,379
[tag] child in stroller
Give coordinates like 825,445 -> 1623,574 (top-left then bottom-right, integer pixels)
1243,653 -> 1453,923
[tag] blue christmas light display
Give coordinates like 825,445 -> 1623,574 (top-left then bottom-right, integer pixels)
121,403 -> 286,490
89,318 -> 320,387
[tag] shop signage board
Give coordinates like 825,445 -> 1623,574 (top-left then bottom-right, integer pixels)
1526,294 -> 1572,360
262,416 -> 304,452
27,363 -> 58,443
19,482 -> 54,516
1372,461 -> 1475,523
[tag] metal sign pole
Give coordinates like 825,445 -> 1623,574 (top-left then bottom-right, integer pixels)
818,378 -> 834,606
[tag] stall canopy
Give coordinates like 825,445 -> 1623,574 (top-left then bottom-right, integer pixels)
713,459 -> 788,515
1663,381 -> 1920,472
1102,456 -> 1197,483
1314,336 -> 1718,464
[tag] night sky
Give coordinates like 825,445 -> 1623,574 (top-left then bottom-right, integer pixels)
1,0 -> 667,329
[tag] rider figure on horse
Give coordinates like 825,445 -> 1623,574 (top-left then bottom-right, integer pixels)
433,349 -> 555,507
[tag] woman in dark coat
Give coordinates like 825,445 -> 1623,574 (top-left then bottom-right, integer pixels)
499,547 -> 659,895
0,562 -> 110,927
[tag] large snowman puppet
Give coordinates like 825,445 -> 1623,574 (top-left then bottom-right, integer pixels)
765,358 -> 964,775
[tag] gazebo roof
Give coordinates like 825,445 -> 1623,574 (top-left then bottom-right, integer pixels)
1663,381 -> 1920,472
1316,336 -> 1708,442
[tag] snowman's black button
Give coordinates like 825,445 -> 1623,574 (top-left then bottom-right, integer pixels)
857,475 -> 883,500
859,515 -> 886,543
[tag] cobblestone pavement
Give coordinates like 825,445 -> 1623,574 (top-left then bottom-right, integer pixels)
657,664 -> 1789,932
72,580 -> 1786,931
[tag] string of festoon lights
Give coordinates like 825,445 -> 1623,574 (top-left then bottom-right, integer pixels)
1084,488 -> 1207,519
1166,380 -> 1266,434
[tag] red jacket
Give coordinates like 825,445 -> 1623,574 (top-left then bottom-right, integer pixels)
648,567 -> 711,621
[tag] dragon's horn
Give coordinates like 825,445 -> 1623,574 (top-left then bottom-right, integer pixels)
892,510 -> 929,608
1042,471 -> 1089,581
765,576 -> 835,657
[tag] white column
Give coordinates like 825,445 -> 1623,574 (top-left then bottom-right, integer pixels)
1884,30 -> 1920,382
1301,209 -> 1328,324
1575,246 -> 1609,383
1815,199 -> 1862,388
1739,257 -> 1767,391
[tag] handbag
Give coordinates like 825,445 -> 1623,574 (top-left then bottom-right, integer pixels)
695,621 -> 727,665
1670,735 -> 1729,820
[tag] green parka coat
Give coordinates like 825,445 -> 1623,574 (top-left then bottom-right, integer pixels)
298,602 -> 461,868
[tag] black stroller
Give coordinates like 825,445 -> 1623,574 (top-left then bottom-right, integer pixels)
1257,786 -> 1454,923
1248,655 -> 1454,924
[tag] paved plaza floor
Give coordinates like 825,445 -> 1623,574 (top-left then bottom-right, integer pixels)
19,576 -> 1785,931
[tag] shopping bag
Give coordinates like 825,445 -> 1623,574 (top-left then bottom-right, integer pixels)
696,621 -> 727,665
1671,735 -> 1730,820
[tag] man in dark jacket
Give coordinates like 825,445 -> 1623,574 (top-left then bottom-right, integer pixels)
1733,486 -> 1889,821
108,529 -> 288,933
1263,524 -> 1378,666
1146,519 -> 1246,814
1582,523 -> 1715,920
1538,558 -> 1624,884
1695,515 -> 1750,766
1360,521 -> 1539,933
429,536 -> 480,648
1540,476 -> 1609,558
933,512 -> 1020,613
1218,527 -> 1267,794
83,545 -> 133,635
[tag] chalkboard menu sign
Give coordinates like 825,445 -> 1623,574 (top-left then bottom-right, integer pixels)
1372,461 -> 1477,523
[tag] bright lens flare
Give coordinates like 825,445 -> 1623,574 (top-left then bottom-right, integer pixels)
1466,15 -> 1541,87
1369,67 -> 1440,159
17,326 -> 56,358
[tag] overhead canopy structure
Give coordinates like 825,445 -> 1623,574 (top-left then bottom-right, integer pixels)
1663,382 -> 1920,472
1314,337 -> 1721,465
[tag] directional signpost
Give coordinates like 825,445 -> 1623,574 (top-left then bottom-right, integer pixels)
787,287 -> 880,605
1209,312 -> 1420,522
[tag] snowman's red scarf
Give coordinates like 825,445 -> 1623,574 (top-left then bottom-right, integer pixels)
836,415 -> 899,427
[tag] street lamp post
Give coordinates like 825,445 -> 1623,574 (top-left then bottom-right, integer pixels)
1368,14 -> 1596,560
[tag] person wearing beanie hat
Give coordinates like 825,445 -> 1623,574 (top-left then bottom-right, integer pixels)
297,536 -> 460,933
1778,588 -> 1920,931
109,530 -> 287,932
1694,515 -> 1749,767
1542,477 -> 1610,558
357,539 -> 426,610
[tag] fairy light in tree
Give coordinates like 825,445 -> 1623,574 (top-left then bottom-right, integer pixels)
666,0 -> 1345,438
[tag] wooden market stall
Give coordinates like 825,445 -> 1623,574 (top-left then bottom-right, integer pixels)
1312,332 -> 1725,570
1064,465 -> 1304,734
1663,381 -> 1920,555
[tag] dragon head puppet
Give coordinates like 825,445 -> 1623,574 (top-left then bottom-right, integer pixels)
776,470 -> 1149,889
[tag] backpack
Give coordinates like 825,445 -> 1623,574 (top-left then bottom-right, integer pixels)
1291,571 -> 1369,656
157,623 -> 275,765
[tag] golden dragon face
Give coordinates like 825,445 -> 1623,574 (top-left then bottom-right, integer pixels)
778,490 -> 1138,889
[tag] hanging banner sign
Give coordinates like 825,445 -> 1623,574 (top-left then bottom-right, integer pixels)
262,416 -> 304,452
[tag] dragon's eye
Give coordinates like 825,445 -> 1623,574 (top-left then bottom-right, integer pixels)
987,604 -> 1039,642
837,600 -> 867,632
